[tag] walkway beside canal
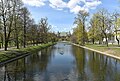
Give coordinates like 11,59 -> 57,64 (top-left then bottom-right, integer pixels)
72,43 -> 120,60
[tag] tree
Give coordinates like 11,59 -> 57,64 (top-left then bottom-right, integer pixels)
20,7 -> 30,48
88,13 -> 100,44
48,32 -> 58,43
0,0 -> 55,51
0,0 -> 18,50
0,18 -> 3,48
72,25 -> 83,44
27,20 -> 38,46
112,12 -> 120,45
74,11 -> 89,45
13,0 -> 23,49
38,18 -> 50,43
97,9 -> 111,46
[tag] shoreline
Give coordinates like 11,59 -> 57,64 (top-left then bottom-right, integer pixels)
0,53 -> 30,66
71,43 -> 120,60
0,42 -> 56,66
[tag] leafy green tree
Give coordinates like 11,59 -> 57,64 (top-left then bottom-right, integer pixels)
88,13 -> 99,44
48,32 -> 58,43
112,12 -> 120,45
97,9 -> 111,46
73,24 -> 83,44
88,13 -> 108,44
74,11 -> 89,45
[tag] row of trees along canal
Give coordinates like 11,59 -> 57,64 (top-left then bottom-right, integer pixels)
0,0 -> 58,51
71,8 -> 120,47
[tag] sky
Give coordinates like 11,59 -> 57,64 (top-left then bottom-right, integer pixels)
22,0 -> 120,32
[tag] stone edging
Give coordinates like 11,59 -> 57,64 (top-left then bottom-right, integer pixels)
0,42 -> 56,66
71,43 -> 120,60
0,53 -> 30,66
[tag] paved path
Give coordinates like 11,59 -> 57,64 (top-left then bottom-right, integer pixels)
0,47 -> 16,51
71,43 -> 120,60
0,44 -> 41,51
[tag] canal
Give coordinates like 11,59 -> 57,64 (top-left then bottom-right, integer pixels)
0,42 -> 120,81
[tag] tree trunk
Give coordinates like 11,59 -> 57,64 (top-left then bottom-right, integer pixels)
106,37 -> 108,47
0,36 -> 3,48
105,33 -> 108,47
0,43 -> 1,49
16,29 -> 19,49
4,25 -> 7,51
23,28 -> 26,48
14,16 -> 19,49
92,38 -> 95,44
5,40 -> 8,51
103,30 -> 108,47
16,36 -> 19,49
33,40 -> 35,46
82,22 -> 85,46
116,36 -> 119,45
23,16 -> 26,48
115,31 -> 119,46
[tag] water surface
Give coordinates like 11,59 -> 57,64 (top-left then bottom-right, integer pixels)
0,42 -> 120,81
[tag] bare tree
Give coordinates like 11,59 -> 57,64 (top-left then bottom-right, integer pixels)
20,7 -> 30,48
13,0 -> 23,49
0,0 -> 18,50
38,18 -> 50,43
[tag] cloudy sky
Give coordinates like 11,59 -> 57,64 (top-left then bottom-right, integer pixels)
22,0 -> 120,32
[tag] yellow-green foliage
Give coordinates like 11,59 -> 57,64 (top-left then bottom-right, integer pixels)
73,23 -> 88,44
88,13 -> 101,41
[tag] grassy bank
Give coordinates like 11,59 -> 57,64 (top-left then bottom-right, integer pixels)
0,42 -> 56,63
86,44 -> 120,57
20,42 -> 55,52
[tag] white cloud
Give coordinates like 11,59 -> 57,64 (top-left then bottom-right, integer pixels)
22,0 -> 46,7
22,0 -> 102,14
49,0 -> 67,9
67,0 -> 87,14
67,0 -> 82,9
70,5 -> 84,14
48,0 -> 102,14
85,0 -> 102,9
67,0 -> 102,14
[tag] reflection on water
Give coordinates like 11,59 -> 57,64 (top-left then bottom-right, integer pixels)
0,42 -> 120,81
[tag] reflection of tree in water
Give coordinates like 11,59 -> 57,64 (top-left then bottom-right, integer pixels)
2,58 -> 27,81
1,44 -> 120,81
88,51 -> 107,81
39,48 -> 52,71
88,50 -> 120,81
72,45 -> 120,81
72,45 -> 87,81
0,46 -> 53,81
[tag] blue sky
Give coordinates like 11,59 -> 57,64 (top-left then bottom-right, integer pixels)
22,0 -> 120,32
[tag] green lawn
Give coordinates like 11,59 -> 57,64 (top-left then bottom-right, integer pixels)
85,44 -> 120,57
0,42 -> 55,63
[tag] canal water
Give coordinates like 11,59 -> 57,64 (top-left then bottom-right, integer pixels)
0,42 -> 120,81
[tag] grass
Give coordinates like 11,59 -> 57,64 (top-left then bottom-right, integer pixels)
85,44 -> 120,57
0,42 -> 56,63
20,42 -> 54,52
